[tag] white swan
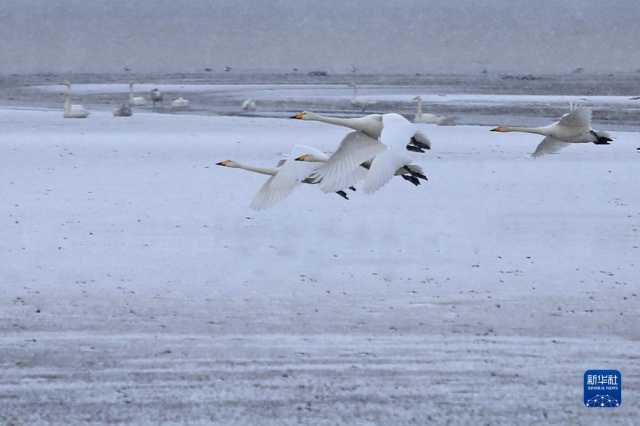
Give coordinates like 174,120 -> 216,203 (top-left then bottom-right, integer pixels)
295,132 -> 428,189
129,83 -> 146,106
291,111 -> 432,153
292,113 -> 430,193
216,145 -> 353,210
413,96 -> 455,125
113,103 -> 132,117
150,88 -> 163,108
241,98 -> 257,111
349,83 -> 377,112
171,97 -> 190,110
62,81 -> 89,118
491,107 -> 613,157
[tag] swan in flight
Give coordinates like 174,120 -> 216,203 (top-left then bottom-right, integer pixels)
290,111 -> 431,153
129,83 -> 146,106
292,114 -> 430,193
171,97 -> 190,110
150,88 -> 163,108
295,132 -> 428,189
62,81 -> 89,118
491,107 -> 613,157
413,96 -> 455,125
349,83 -> 377,112
241,98 -> 257,111
216,145 -> 353,210
113,103 -> 132,117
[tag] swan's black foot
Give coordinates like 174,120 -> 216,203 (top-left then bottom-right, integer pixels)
414,172 -> 428,181
409,136 -> 431,150
349,186 -> 356,191
336,190 -> 349,200
593,139 -> 612,145
401,175 -> 420,186
407,145 -> 425,153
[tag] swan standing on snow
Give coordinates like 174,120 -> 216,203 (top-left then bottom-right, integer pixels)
349,83 -> 377,112
295,132 -> 428,188
150,88 -> 163,109
171,97 -> 190,110
291,112 -> 431,193
491,107 -> 613,157
241,98 -> 257,111
129,83 -> 146,106
216,145 -> 354,210
113,103 -> 132,117
62,81 -> 89,118
413,96 -> 455,125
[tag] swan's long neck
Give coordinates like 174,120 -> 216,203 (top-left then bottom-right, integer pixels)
234,163 -> 276,176
129,84 -> 134,100
498,126 -> 549,136
415,98 -> 423,117
64,86 -> 71,113
306,113 -> 367,132
351,84 -> 358,99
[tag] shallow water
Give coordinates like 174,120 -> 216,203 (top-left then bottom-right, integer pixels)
2,72 -> 640,131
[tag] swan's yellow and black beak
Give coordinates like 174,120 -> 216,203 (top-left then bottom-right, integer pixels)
290,112 -> 305,120
295,154 -> 311,161
216,160 -> 231,167
491,127 -> 506,132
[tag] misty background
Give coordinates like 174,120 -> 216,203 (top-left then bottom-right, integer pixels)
1,0 -> 639,75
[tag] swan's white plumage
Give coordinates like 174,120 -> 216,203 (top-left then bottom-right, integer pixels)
531,137 -> 570,158
316,131 -> 385,193
558,107 -> 591,129
250,145 -> 325,210
380,113 -> 417,151
362,149 -> 411,193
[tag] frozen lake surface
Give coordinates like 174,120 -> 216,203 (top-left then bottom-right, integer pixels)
0,106 -> 639,424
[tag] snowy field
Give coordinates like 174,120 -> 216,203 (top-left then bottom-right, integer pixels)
1,108 -> 639,424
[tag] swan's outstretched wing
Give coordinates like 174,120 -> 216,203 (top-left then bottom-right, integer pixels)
316,131 -> 385,193
558,107 -> 591,130
362,149 -> 411,193
250,146 -> 322,210
531,137 -> 571,158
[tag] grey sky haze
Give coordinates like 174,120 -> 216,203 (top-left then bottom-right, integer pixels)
1,0 -> 639,74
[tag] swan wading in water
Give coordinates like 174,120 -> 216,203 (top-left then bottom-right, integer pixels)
150,88 -> 163,109
413,96 -> 455,125
62,81 -> 89,118
491,107 -> 613,157
241,98 -> 257,111
129,83 -> 146,106
113,103 -> 132,117
216,145 -> 354,210
171,97 -> 190,110
295,131 -> 428,189
291,112 -> 431,193
349,83 -> 377,112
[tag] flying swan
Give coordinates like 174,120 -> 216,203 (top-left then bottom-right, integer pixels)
295,131 -> 428,188
216,145 -> 354,210
491,107 -> 613,157
62,81 -> 89,118
291,112 -> 431,193
413,96 -> 455,125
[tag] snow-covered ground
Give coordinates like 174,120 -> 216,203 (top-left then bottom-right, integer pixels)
1,109 -> 638,424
